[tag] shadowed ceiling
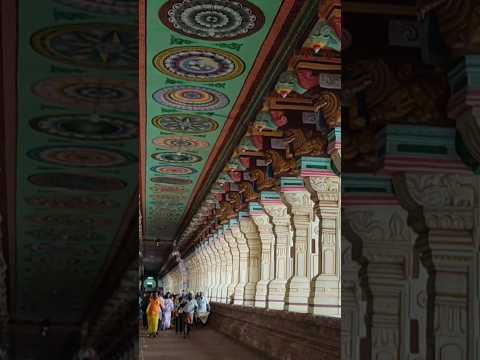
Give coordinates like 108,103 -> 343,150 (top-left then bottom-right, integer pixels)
1,0 -> 139,357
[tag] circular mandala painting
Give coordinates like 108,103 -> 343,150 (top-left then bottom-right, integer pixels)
153,47 -> 244,82
152,152 -> 202,163
31,24 -> 138,70
30,113 -> 137,141
159,0 -> 265,41
28,214 -> 112,227
151,165 -> 196,175
26,196 -> 119,209
32,77 -> 138,112
152,114 -> 218,133
152,136 -> 209,150
28,146 -> 137,168
150,177 -> 193,185
54,0 -> 138,16
28,173 -> 127,192
152,86 -> 228,111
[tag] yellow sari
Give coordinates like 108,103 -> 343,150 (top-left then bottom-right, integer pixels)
146,298 -> 161,335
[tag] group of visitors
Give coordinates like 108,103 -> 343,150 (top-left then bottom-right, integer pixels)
140,292 -> 174,337
140,291 -> 210,339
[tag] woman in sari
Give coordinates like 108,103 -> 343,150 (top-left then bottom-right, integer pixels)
146,293 -> 161,337
161,293 -> 174,330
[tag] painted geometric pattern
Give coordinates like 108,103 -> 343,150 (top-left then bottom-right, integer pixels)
16,0 -> 138,321
145,0 -> 283,240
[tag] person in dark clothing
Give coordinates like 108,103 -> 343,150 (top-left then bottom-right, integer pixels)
141,293 -> 149,329
175,296 -> 187,335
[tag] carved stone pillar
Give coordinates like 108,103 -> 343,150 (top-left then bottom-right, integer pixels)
214,232 -> 228,304
262,191 -> 292,310
219,229 -> 232,304
340,237 -> 367,360
198,244 -> 206,293
239,212 -> 261,306
230,219 -> 250,305
343,174 -> 424,360
224,224 -> 240,304
249,202 -> 275,308
204,240 -> 216,301
281,178 -> 314,313
209,235 -> 222,302
394,173 -> 477,360
305,171 -> 341,317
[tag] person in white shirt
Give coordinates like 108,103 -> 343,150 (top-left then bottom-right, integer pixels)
183,293 -> 197,337
197,292 -> 209,313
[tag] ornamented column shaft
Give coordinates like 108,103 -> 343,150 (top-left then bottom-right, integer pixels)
239,212 -> 261,306
204,240 -> 215,301
394,173 -> 477,360
219,229 -> 232,304
250,202 -> 275,308
201,243 -> 209,294
230,219 -> 250,305
214,232 -> 228,304
224,224 -> 240,304
304,157 -> 341,316
281,177 -> 314,313
209,236 -> 221,302
262,191 -> 291,310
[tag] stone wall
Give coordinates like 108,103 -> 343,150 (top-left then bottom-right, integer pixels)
209,303 -> 340,360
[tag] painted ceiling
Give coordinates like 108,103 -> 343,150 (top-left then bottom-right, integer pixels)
142,0 -> 299,242
12,0 -> 138,323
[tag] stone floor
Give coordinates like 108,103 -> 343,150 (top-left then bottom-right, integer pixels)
140,325 -> 268,360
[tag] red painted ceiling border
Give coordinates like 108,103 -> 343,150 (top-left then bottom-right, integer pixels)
1,0 -> 18,315
181,0 -> 301,231
139,0 -> 147,236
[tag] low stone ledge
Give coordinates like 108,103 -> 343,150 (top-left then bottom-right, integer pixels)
209,303 -> 340,360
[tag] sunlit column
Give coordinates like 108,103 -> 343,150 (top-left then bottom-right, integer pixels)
304,159 -> 341,316
223,224 -> 239,303
208,236 -> 220,302
203,240 -> 215,301
199,242 -> 209,295
239,211 -> 261,307
230,218 -> 250,305
213,232 -> 227,304
281,177 -> 314,313
262,191 -> 291,310
219,229 -> 232,304
249,202 -> 275,308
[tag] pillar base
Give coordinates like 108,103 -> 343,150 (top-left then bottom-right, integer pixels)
267,279 -> 287,310
233,283 -> 246,305
218,286 -> 228,304
308,276 -> 340,317
285,276 -> 310,313
254,280 -> 269,308
243,282 -> 257,306
227,285 -> 237,304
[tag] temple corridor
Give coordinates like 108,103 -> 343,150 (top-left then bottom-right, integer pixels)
140,0 -> 341,358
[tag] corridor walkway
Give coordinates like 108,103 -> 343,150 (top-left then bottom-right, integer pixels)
140,326 -> 268,360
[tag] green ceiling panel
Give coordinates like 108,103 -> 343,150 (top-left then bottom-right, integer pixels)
16,0 -> 138,322
145,0 -> 284,241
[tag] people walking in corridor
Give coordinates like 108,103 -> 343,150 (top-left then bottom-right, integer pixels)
196,292 -> 210,326
146,293 -> 161,337
161,293 -> 174,330
183,293 -> 198,338
175,295 -> 187,335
